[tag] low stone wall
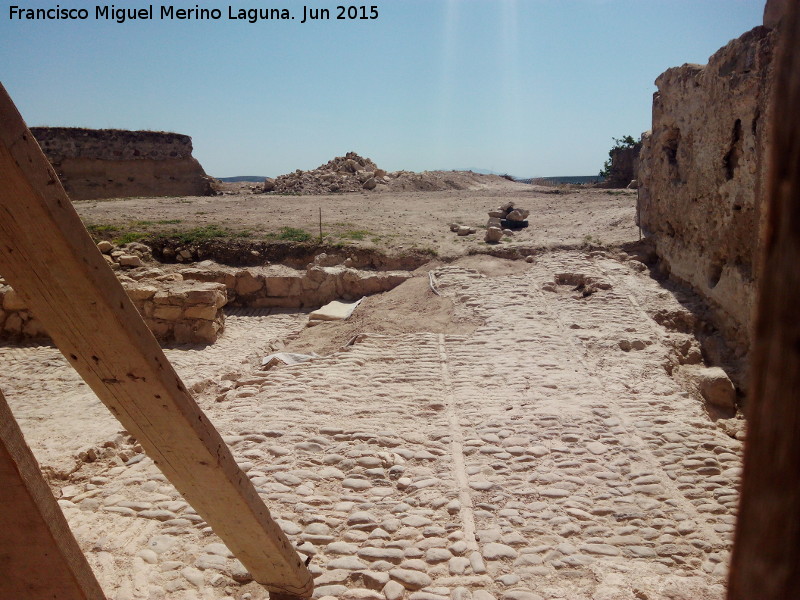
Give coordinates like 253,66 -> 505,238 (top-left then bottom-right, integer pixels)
123,281 -> 227,344
179,262 -> 412,308
0,278 -> 226,345
1,251 -> 411,345
30,127 -> 215,201
637,20 -> 779,360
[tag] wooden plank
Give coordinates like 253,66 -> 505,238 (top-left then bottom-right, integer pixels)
727,4 -> 800,599
0,84 -> 313,599
0,388 -> 107,600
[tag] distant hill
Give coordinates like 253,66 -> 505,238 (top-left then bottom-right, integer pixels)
216,176 -> 266,182
451,170 -> 603,185
522,175 -> 604,185
457,168 -> 503,175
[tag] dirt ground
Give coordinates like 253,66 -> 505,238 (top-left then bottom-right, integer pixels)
1,179 -> 743,600
74,175 -> 638,258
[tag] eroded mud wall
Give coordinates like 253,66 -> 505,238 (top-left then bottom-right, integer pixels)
30,127 -> 214,200
638,20 -> 780,359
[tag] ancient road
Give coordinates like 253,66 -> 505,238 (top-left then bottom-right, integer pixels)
1,251 -> 740,600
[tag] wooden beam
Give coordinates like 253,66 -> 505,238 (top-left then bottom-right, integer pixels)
727,4 -> 800,599
0,388 -> 107,600
0,84 -> 313,599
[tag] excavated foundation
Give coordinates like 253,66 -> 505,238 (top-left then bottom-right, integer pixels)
0,241 -> 417,345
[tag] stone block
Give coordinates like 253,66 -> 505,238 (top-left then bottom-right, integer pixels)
2,288 -> 26,311
118,254 -> 143,267
235,271 -> 263,295
2,312 -> 23,334
153,305 -> 183,321
145,320 -> 172,338
125,285 -> 158,301
265,276 -> 303,297
695,366 -> 736,410
184,305 -> 219,321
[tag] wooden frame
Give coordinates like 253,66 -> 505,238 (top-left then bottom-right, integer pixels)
0,83 -> 312,599
0,389 -> 107,600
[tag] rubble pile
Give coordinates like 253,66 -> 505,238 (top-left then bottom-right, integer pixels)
484,201 -> 529,243
446,202 -> 531,244
264,152 -> 390,195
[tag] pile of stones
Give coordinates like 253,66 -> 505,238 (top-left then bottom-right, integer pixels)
263,152 -> 391,195
485,201 -> 529,243
448,223 -> 477,237
98,240 -> 151,269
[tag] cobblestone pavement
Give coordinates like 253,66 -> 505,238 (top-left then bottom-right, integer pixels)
1,252 -> 741,600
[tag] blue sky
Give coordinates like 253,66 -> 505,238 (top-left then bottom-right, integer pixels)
1,1 -> 765,177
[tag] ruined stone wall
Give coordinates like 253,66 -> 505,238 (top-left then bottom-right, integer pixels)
638,23 -> 779,359
179,262 -> 411,309
30,127 -> 214,200
0,241 -> 410,345
606,144 -> 641,188
124,281 -> 227,344
0,279 -> 226,345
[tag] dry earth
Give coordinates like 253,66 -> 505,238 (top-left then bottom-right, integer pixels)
1,177 -> 743,600
75,175 -> 637,257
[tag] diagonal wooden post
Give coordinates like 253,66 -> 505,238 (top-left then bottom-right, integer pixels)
0,388 -> 107,600
0,83 -> 313,599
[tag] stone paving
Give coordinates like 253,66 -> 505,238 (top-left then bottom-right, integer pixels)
0,251 -> 741,600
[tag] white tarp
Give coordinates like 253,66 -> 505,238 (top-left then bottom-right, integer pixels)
308,297 -> 364,322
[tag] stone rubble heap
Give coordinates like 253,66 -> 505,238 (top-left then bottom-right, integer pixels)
98,240 -> 151,269
485,201 -> 529,243
264,152 -> 391,195
448,223 -> 477,237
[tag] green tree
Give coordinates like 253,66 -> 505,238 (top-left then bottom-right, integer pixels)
599,135 -> 638,178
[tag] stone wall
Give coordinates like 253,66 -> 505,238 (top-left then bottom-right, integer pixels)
0,278 -> 226,345
0,245 -> 411,345
30,127 -> 215,200
124,281 -> 227,344
605,143 -> 641,188
180,262 -> 412,308
637,21 -> 779,360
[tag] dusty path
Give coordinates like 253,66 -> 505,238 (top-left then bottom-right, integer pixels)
0,308 -> 306,474
1,250 -> 739,600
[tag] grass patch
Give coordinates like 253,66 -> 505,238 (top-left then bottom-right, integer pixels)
340,229 -> 372,241
278,227 -> 312,242
87,224 -> 119,234
115,231 -> 148,245
583,234 -> 604,245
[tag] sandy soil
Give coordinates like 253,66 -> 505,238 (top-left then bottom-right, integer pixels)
74,176 -> 638,258
1,181 -> 743,600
